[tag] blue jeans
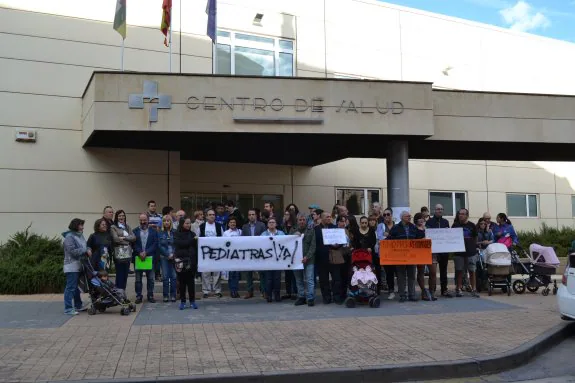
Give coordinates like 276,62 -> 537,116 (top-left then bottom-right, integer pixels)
115,261 -> 130,290
229,271 -> 240,293
135,270 -> 155,299
160,258 -> 177,298
64,272 -> 82,312
294,264 -> 315,301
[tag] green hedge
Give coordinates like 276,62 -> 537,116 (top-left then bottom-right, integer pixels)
517,224 -> 575,257
0,225 -> 65,294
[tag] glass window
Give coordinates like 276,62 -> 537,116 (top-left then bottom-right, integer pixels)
507,194 -> 538,217
429,191 -> 467,217
216,44 -> 231,75
279,53 -> 293,76
234,46 -> 275,76
279,40 -> 293,50
214,30 -> 295,77
336,188 -> 381,216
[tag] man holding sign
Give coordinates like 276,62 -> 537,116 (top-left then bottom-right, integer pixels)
388,211 -> 426,303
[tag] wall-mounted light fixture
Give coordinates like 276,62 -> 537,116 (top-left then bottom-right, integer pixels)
253,13 -> 264,26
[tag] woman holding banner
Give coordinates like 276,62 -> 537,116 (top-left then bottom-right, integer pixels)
261,217 -> 285,303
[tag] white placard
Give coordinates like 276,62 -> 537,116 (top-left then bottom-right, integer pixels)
198,235 -> 303,272
425,228 -> 465,253
322,228 -> 347,245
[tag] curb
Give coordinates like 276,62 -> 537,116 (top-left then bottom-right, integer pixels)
51,322 -> 575,383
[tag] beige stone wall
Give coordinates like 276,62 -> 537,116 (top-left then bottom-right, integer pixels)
1,0 -> 575,242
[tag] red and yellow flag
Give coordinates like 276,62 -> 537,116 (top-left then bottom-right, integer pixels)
161,0 -> 172,47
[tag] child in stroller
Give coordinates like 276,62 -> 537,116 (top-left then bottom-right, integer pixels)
79,258 -> 136,316
344,249 -> 381,308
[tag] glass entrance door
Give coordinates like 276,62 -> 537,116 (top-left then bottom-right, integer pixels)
181,193 -> 283,218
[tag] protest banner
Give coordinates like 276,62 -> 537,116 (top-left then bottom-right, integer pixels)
425,228 -> 465,253
322,228 -> 348,245
198,235 -> 304,272
379,239 -> 432,265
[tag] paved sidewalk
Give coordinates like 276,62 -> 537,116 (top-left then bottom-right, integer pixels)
0,286 -> 564,382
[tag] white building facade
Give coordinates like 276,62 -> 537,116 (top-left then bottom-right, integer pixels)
1,0 -> 575,241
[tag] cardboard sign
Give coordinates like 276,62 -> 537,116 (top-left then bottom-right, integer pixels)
379,239 -> 432,265
198,235 -> 304,272
322,228 -> 348,245
425,228 -> 465,253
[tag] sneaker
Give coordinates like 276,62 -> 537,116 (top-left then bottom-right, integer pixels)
202,294 -> 208,299
307,300 -> 315,307
135,297 -> 143,304
148,297 -> 156,303
441,290 -> 454,298
170,297 -> 177,303
399,297 -> 407,303
471,290 -> 481,298
179,302 -> 186,310
65,310 -> 79,316
431,294 -> 438,301
190,302 -> 198,309
388,292 -> 396,301
216,293 -> 223,298
294,298 -> 306,306
422,289 -> 431,301
455,289 -> 463,298
163,297 -> 169,303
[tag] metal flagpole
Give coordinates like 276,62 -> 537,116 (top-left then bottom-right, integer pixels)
179,0 -> 182,74
212,0 -> 217,74
121,39 -> 124,71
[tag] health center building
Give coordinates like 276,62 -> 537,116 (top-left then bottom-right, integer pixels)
2,0 -> 575,241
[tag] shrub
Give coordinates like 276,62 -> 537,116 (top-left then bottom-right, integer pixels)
517,223 -> 575,257
0,225 -> 65,294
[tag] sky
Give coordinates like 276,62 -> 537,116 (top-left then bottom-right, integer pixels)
380,0 -> 575,42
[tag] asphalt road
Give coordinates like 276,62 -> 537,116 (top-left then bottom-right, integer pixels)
420,336 -> 575,382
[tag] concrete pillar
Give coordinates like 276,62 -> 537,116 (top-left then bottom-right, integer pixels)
386,140 -> 410,222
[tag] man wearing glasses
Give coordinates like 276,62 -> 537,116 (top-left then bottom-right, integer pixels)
426,204 -> 453,298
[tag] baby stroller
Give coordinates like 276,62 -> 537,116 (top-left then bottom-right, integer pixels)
79,258 -> 136,315
511,244 -> 559,296
344,249 -> 380,308
484,243 -> 512,296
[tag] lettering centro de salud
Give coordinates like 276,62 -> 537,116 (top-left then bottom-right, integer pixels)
186,96 -> 404,114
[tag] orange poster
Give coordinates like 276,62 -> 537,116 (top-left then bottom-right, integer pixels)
379,239 -> 432,265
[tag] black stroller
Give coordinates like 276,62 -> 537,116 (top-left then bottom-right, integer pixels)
79,258 -> 136,315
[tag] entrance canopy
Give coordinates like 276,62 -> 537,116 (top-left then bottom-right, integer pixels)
82,72 -> 575,165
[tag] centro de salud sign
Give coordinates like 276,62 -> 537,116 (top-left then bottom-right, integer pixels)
185,96 -> 404,115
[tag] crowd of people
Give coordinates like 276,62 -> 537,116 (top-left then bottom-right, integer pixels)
61,199 -> 519,315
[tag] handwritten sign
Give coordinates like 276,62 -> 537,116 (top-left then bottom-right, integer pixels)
322,228 -> 347,245
379,239 -> 432,265
198,235 -> 303,272
425,228 -> 465,253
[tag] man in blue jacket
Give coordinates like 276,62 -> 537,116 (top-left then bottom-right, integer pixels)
425,204 -> 452,298
133,213 -> 159,304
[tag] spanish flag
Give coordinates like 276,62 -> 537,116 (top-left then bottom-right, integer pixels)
113,0 -> 127,39
161,0 -> 172,47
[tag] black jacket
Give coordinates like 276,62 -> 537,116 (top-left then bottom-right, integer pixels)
199,222 -> 223,237
174,230 -> 197,270
314,223 -> 336,263
425,215 -> 450,229
389,223 -> 425,240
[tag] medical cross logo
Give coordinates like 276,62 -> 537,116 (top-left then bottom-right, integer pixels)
128,80 -> 172,123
